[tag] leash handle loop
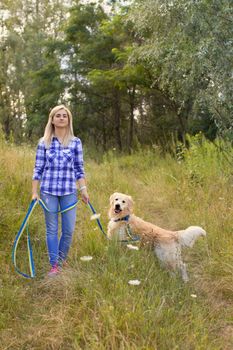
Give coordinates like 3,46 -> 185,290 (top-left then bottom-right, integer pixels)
12,199 -> 79,279
12,199 -> 38,278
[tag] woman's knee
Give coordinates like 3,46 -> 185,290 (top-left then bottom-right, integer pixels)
62,224 -> 75,237
45,215 -> 58,233
61,211 -> 76,235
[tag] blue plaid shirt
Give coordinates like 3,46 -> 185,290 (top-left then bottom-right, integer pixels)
32,137 -> 85,196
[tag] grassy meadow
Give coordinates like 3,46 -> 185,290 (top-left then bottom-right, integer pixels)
0,135 -> 233,349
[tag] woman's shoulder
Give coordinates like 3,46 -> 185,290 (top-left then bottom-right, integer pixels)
70,136 -> 82,145
37,138 -> 46,147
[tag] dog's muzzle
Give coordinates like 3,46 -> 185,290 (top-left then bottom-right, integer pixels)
114,204 -> 122,214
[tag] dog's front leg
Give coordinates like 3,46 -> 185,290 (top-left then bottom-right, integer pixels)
107,220 -> 117,239
107,222 -> 113,239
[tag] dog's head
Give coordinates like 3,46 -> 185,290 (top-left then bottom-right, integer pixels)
108,192 -> 134,219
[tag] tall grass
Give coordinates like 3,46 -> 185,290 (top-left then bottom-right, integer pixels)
0,135 -> 232,349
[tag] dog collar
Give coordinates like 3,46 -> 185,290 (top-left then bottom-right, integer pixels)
114,215 -> 130,222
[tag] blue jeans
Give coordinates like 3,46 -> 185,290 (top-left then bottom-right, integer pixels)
40,191 -> 77,266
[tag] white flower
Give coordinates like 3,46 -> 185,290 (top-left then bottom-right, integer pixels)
127,244 -> 139,251
80,256 -> 93,262
128,279 -> 141,286
191,294 -> 197,298
90,213 -> 101,220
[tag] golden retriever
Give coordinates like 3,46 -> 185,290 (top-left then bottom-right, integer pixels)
107,192 -> 206,282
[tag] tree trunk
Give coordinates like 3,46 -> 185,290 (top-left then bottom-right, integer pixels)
36,0 -> 39,16
128,86 -> 136,154
178,99 -> 193,145
73,68 -> 78,121
4,114 -> 10,138
113,89 -> 122,152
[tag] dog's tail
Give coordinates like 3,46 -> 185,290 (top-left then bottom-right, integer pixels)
178,226 -> 206,248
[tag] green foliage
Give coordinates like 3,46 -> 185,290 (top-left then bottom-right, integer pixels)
0,0 -> 68,141
25,55 -> 66,139
129,0 -> 233,140
181,133 -> 233,186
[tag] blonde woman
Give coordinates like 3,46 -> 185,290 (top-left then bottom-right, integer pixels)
32,105 -> 89,276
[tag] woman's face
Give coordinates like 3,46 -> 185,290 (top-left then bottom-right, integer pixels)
52,108 -> 69,129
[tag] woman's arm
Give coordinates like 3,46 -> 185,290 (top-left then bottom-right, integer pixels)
32,141 -> 46,200
74,139 -> 89,203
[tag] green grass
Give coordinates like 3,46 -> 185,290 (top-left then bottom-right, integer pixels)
0,137 -> 233,349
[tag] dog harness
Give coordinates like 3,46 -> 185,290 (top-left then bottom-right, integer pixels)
113,215 -> 139,241
113,215 -> 130,222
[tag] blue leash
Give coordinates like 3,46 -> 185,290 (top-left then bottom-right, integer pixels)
12,200 -> 38,278
12,199 -> 140,279
87,201 -> 107,238
12,198 -> 79,279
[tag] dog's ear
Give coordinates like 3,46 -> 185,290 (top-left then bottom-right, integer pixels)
127,195 -> 134,211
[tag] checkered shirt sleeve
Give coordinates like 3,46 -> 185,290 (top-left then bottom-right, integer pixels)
32,141 -> 46,180
74,138 -> 85,180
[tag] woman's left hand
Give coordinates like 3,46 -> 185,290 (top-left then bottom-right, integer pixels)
81,189 -> 89,204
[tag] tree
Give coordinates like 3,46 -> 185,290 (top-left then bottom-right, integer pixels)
64,2 -> 149,152
0,0 -> 68,141
129,0 -> 233,140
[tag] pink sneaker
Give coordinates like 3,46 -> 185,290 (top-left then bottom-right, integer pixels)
58,260 -> 69,271
48,263 -> 59,277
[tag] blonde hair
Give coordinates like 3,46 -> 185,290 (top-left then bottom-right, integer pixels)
42,105 -> 75,148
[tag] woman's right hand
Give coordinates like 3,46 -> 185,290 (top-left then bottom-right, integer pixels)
32,180 -> 39,201
80,189 -> 89,204
32,192 -> 39,201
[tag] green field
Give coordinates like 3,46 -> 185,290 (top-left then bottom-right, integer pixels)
0,137 -> 232,349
